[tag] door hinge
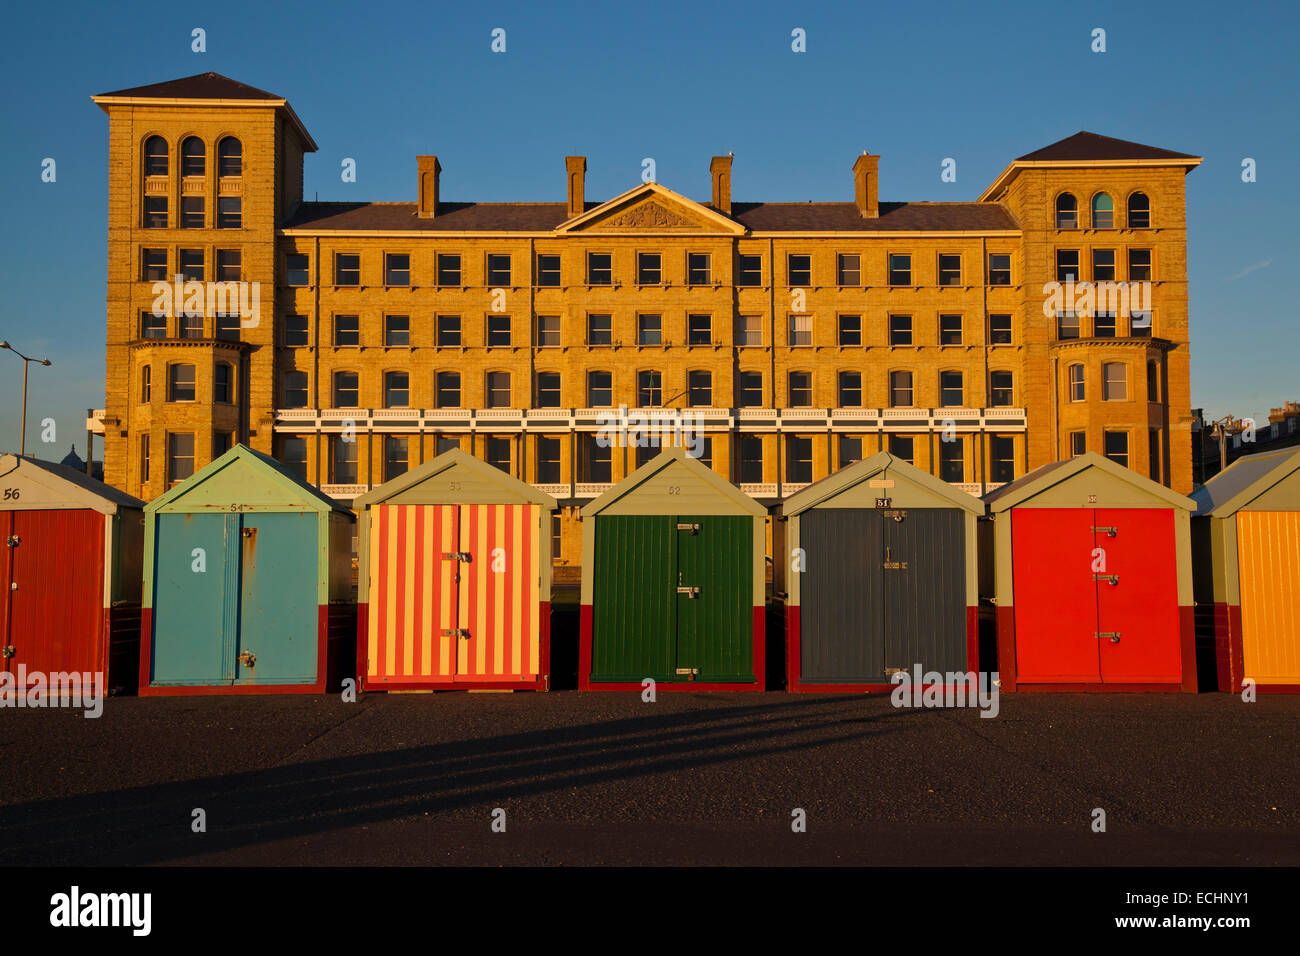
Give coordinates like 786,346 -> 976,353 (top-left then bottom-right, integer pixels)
1093,574 -> 1119,585
676,522 -> 701,534
1091,526 -> 1118,537
1095,631 -> 1122,643
441,628 -> 472,639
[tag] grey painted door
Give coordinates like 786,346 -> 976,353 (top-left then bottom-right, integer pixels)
799,508 -> 885,681
883,508 -> 967,675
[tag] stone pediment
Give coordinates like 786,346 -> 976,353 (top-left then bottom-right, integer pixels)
556,183 -> 745,235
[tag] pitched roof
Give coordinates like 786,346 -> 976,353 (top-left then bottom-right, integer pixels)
782,451 -> 983,516
580,447 -> 766,518
96,71 -> 281,100
283,199 -> 1019,233
144,444 -> 352,515
1191,448 -> 1300,517
984,452 -> 1193,512
0,454 -> 144,512
354,447 -> 556,509
1016,131 -> 1199,163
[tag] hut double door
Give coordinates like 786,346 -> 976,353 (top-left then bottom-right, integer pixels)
799,508 -> 966,682
590,515 -> 752,683
1,509 -> 104,682
1011,508 -> 1181,684
366,504 -> 541,686
150,512 -> 317,685
1235,512 -> 1300,683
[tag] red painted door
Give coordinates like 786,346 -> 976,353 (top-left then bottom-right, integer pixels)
1095,508 -> 1182,682
3,510 -> 104,681
1011,508 -> 1100,682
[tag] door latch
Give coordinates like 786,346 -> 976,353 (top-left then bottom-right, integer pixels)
241,527 -> 256,538
676,523 -> 701,534
882,545 -> 909,570
442,551 -> 472,562
441,628 -> 472,639
675,667 -> 699,678
1096,631 -> 1122,643
237,650 -> 256,667
5,534 -> 18,547
1093,574 -> 1119,585
1,646 -> 14,659
1091,526 -> 1118,537
675,571 -> 701,598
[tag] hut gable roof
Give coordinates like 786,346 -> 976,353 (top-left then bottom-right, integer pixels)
984,452 -> 1194,513
354,448 -> 556,509
581,447 -> 766,518
144,444 -> 351,515
1192,448 -> 1300,517
0,453 -> 144,515
782,451 -> 983,516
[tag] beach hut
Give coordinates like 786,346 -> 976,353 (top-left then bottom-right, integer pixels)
779,452 -> 983,691
579,447 -> 767,691
141,444 -> 354,694
0,454 -> 144,694
353,448 -> 556,691
1192,448 -> 1300,693
986,452 -> 1196,692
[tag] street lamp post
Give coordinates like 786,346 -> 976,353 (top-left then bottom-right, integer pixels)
0,341 -> 53,456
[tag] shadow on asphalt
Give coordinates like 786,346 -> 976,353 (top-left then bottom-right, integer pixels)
0,694 -> 916,865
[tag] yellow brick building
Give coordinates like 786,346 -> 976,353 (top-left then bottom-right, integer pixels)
92,72 -> 1200,568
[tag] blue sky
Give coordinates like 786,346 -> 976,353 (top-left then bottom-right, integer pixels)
1,0 -> 1295,463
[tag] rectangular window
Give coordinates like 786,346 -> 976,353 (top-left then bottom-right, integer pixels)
384,436 -> 409,481
687,252 -> 711,285
990,370 -> 1014,407
535,372 -> 561,408
889,314 -> 912,346
837,254 -> 860,286
737,254 -> 762,286
637,314 -> 662,346
1129,249 -> 1152,281
332,371 -> 359,407
989,314 -> 1012,344
140,434 -> 150,483
890,370 -> 913,407
587,252 -> 612,285
1093,313 -> 1116,338
1069,431 -> 1086,457
335,253 -> 360,286
283,371 -> 308,408
216,196 -> 241,229
738,436 -> 764,484
331,435 -> 358,484
285,253 -> 309,286
581,435 -> 612,483
888,434 -> 915,465
1147,361 -> 1160,402
939,370 -> 964,407
838,314 -> 861,347
437,315 -> 461,347
888,253 -> 911,285
384,315 -> 410,347
736,315 -> 761,346
1104,431 -> 1129,468
786,436 -> 813,484
635,371 -> 660,407
216,249 -> 241,281
788,314 -> 811,347
215,313 -> 239,342
536,254 -> 561,286
178,313 -> 203,339
536,315 -> 560,347
280,437 -> 307,482
1056,312 -> 1080,340
939,437 -> 963,483
384,253 -> 410,286
990,436 -> 1015,482
536,437 -> 561,485
838,436 -> 863,469
587,314 -> 612,346
1056,250 -> 1080,282
284,314 -> 309,348
587,371 -> 611,405
179,249 -> 204,281
787,254 -> 811,286
939,314 -> 962,345
738,371 -> 763,407
687,314 -> 712,346
838,371 -> 862,407
1131,310 -> 1153,338
486,371 -> 511,408
435,372 -> 460,408
1069,364 -> 1085,402
384,371 -> 409,408
437,254 -> 461,286
143,196 -> 167,228
334,315 -> 360,347
140,365 -> 152,403
1149,430 -> 1161,482
1103,362 -> 1127,401
1093,249 -> 1116,281
142,248 -> 167,281
637,253 -> 661,285
167,433 -> 195,484
688,370 -> 712,407
487,254 -> 511,286
214,363 -> 233,403
988,253 -> 1011,285
484,437 -> 511,474
167,364 -> 196,401
141,312 -> 166,339
487,314 -> 511,347
180,196 -> 203,228
788,371 -> 812,407
938,254 -> 961,286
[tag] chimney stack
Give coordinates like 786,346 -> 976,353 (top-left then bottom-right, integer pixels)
853,152 -> 879,219
566,156 -> 586,218
710,154 -> 733,214
417,155 -> 441,219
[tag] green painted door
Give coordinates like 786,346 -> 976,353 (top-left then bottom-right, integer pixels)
591,516 -> 674,681
674,516 -> 752,681
236,512 -> 318,684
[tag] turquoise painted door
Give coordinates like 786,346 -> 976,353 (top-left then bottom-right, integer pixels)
236,512 -> 317,684
152,513 -> 235,684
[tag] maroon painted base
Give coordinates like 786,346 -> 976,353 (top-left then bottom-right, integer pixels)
1210,601 -> 1300,694
578,604 -> 765,691
354,601 -> 551,692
